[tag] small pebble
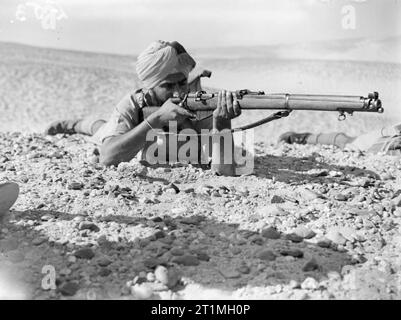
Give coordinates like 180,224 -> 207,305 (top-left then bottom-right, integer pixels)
154,266 -> 169,285
59,268 -> 72,276
285,234 -> 303,243
40,215 -> 53,221
131,283 -> 154,299
316,237 -> 332,248
170,248 -> 185,256
261,227 -> 281,240
78,221 -> 100,232
98,268 -> 112,277
172,255 -> 200,266
289,280 -> 300,289
68,182 -> 84,190
59,282 -> 79,296
147,272 -> 156,282
256,249 -> 277,261
301,277 -> 319,290
302,258 -> 320,272
271,195 -> 285,203
293,226 -> 316,239
237,264 -> 251,274
280,249 -> 304,258
326,231 -> 347,245
74,248 -> 95,260
97,257 -> 112,267
335,194 -> 348,201
196,252 -> 210,261
219,268 -> 241,279
32,237 -> 47,246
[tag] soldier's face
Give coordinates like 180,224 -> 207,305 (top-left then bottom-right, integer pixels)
152,72 -> 188,105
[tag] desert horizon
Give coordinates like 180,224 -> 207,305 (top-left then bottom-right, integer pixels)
3,32 -> 401,63
0,40 -> 399,139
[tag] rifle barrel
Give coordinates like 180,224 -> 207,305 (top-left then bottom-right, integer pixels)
178,92 -> 383,114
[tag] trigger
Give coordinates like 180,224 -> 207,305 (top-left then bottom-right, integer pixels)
178,93 -> 189,108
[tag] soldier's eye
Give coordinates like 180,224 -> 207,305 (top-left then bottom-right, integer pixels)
161,83 -> 174,89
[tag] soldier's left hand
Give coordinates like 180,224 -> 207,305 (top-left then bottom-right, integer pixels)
213,90 -> 241,121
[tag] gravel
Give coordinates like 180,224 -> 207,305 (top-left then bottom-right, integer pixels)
1,133 -> 400,300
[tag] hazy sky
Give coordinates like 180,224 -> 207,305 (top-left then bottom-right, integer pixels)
0,0 -> 400,54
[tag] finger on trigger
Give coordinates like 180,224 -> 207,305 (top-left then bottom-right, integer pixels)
180,108 -> 197,119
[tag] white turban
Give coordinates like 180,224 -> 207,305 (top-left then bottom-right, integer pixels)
135,40 -> 196,89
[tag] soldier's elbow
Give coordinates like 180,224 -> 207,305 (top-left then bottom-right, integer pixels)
99,144 -> 120,167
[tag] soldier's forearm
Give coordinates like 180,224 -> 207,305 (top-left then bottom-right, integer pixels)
99,115 -> 161,166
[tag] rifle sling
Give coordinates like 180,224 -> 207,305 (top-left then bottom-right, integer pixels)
231,110 -> 292,133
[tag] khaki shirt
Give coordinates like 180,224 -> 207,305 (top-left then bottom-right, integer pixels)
92,89 -> 214,165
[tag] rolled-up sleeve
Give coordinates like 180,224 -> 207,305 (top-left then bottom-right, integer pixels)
92,94 -> 140,145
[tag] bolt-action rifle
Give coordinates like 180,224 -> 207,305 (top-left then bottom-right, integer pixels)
142,90 -> 383,133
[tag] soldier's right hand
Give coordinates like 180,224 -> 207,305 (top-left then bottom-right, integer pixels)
149,98 -> 196,127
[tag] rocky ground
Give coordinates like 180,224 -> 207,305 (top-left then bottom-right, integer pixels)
1,132 -> 401,300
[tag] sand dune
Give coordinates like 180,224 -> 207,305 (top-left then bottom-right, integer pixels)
192,36 -> 401,63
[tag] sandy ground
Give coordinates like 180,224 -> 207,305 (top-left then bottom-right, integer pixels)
1,42 -> 401,300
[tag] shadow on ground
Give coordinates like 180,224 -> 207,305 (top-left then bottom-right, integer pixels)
0,207 -> 353,299
253,152 -> 379,184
